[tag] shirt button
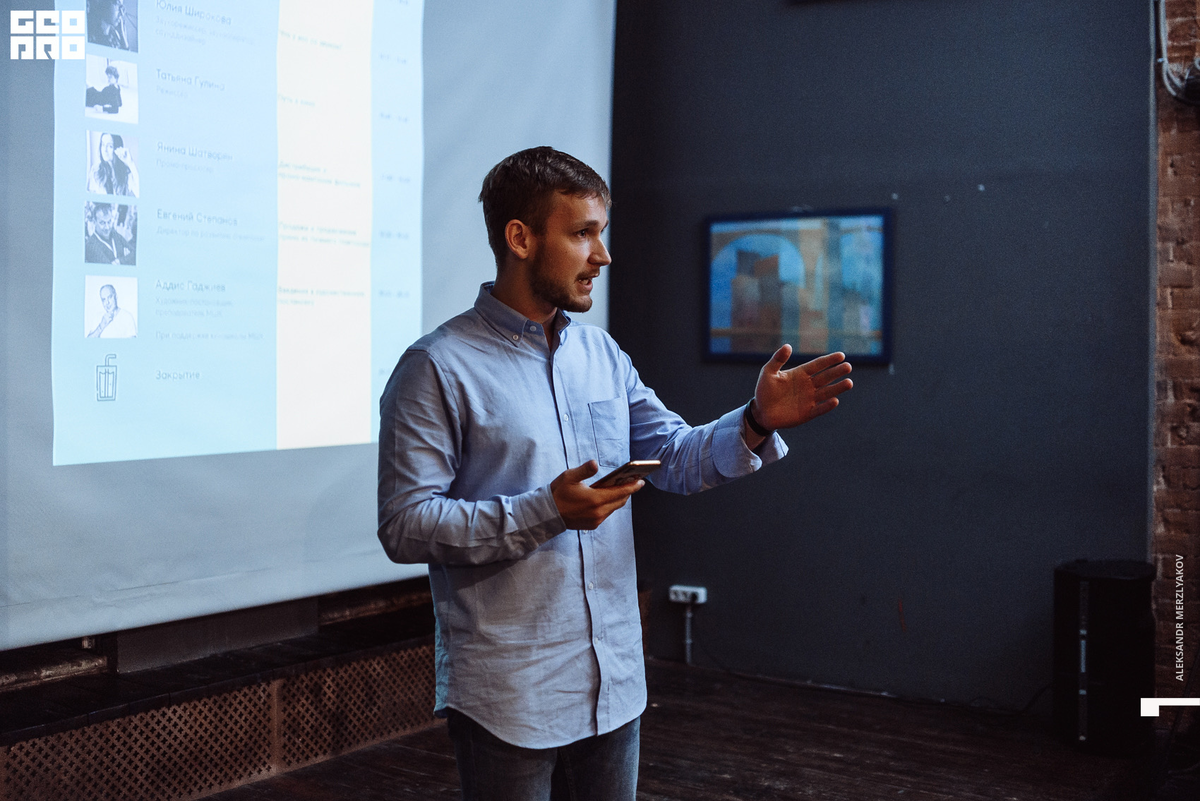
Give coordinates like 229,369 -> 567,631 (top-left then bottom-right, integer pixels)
587,582 -> 594,590
562,413 -> 569,421
511,334 -> 519,341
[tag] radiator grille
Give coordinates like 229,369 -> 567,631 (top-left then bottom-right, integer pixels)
279,646 -> 435,769
1,643 -> 436,801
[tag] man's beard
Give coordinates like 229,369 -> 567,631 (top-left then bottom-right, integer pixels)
529,250 -> 593,314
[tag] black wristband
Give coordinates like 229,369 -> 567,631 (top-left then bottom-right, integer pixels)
743,399 -> 772,437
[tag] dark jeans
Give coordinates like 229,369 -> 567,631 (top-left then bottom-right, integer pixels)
445,708 -> 640,801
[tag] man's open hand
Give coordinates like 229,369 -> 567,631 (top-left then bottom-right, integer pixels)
551,460 -> 644,530
753,346 -> 854,430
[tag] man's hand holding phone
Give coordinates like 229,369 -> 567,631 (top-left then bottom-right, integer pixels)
551,460 -> 660,530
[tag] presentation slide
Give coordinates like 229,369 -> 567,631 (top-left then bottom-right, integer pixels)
3,0 -> 615,652
50,0 -> 422,465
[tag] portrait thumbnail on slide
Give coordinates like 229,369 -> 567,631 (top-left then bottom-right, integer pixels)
88,0 -> 139,53
84,202 -> 137,266
85,55 -> 138,125
84,276 -> 139,340
86,131 -> 140,198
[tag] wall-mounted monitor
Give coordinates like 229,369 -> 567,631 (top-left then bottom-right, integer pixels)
706,208 -> 892,365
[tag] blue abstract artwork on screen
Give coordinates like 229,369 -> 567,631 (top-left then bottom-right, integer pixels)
708,211 -> 889,363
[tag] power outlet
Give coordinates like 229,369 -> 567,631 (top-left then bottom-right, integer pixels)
668,585 -> 707,604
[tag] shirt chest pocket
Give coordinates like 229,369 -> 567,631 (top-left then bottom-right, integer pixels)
588,397 -> 630,468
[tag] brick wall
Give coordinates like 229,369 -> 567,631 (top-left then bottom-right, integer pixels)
1155,0 -> 1200,720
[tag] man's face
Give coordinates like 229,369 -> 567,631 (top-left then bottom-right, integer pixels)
100,0 -> 122,26
100,286 -> 116,313
527,192 -> 610,315
94,209 -> 114,239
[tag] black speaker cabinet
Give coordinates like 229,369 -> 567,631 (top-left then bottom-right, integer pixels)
1053,559 -> 1155,756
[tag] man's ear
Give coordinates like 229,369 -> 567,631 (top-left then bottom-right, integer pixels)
504,219 -> 536,262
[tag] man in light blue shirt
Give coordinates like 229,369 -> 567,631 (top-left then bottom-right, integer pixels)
378,147 -> 853,800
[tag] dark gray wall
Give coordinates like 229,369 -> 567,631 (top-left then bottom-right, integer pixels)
611,0 -> 1154,706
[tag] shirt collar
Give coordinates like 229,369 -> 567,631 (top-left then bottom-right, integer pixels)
474,282 -> 573,347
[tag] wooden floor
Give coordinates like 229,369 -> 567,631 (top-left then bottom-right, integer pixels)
205,660 -> 1163,801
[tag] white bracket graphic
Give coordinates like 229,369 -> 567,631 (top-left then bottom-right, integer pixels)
1140,697 -> 1200,717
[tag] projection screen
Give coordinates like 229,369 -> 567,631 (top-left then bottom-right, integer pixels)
1,0 -> 616,650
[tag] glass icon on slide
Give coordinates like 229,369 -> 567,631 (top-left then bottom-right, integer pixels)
96,354 -> 117,401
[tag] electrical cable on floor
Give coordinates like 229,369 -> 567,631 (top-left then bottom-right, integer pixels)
684,601 -> 694,666
684,604 -> 1052,719
963,683 -> 1053,718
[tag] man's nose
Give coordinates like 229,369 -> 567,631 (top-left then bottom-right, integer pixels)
591,238 -> 611,266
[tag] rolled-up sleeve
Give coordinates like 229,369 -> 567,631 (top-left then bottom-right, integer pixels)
377,348 -> 566,565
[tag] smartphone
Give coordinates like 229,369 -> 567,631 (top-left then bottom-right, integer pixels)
591,460 -> 661,489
